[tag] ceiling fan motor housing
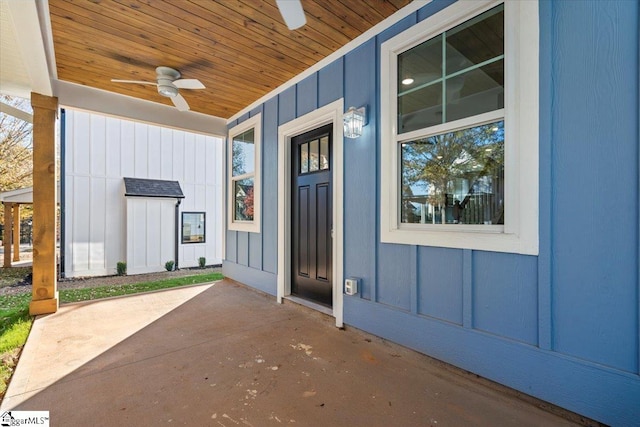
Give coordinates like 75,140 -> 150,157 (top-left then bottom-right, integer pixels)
157,80 -> 179,98
156,66 -> 181,98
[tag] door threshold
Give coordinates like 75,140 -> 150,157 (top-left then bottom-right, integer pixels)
284,295 -> 333,316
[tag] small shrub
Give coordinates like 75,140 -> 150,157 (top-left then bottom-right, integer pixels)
198,257 -> 206,268
116,261 -> 127,276
165,260 -> 175,271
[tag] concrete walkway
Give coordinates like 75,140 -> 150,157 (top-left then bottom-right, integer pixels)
2,280 -> 580,426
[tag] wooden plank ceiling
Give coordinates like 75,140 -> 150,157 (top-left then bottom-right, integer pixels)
49,0 -> 411,120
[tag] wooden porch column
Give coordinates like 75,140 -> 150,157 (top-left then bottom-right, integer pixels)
29,93 -> 59,315
12,204 -> 20,262
3,203 -> 12,268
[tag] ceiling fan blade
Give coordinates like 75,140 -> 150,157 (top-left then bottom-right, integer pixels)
276,0 -> 306,30
173,79 -> 205,90
111,79 -> 157,86
171,93 -> 190,111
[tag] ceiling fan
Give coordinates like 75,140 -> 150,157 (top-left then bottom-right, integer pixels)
276,0 -> 306,30
111,66 -> 205,112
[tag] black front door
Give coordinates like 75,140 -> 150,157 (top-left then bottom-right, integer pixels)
291,124 -> 332,307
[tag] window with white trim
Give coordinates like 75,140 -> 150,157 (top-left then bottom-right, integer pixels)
228,114 -> 261,233
380,0 -> 539,254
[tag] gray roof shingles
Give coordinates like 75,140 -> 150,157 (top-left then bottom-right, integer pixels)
123,177 -> 185,199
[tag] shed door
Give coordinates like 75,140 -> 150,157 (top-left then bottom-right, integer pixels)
291,124 -> 332,307
126,198 -> 175,275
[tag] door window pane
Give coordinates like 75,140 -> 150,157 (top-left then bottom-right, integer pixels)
309,139 -> 319,172
320,136 -> 329,170
300,142 -> 309,173
300,136 -> 330,175
400,121 -> 504,225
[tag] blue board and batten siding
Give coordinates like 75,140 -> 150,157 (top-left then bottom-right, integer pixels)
223,1 -> 640,425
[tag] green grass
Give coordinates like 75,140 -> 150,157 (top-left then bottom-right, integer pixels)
0,301 -> 32,398
59,272 -> 223,303
0,294 -> 31,315
0,311 -> 32,353
0,272 -> 223,315
0,271 -> 223,399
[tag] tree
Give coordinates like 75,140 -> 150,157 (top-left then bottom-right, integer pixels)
243,186 -> 254,219
0,95 -> 33,226
232,139 -> 245,176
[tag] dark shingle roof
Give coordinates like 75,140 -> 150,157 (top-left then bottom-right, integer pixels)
123,178 -> 185,199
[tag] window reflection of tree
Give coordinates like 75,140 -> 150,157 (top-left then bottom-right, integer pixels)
234,180 -> 254,221
401,121 -> 504,225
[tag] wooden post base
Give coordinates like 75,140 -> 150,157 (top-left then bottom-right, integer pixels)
29,294 -> 59,316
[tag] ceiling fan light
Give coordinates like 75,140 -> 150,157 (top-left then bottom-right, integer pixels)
158,84 -> 179,98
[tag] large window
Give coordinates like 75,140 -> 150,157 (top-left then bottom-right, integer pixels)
228,114 -> 261,233
182,212 -> 205,243
380,0 -> 538,254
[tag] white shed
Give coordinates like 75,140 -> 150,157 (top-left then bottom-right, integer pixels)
63,108 -> 223,277
123,178 -> 184,275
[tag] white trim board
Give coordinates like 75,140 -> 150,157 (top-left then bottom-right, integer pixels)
56,80 -> 227,137
5,0 -> 53,96
277,99 -> 344,328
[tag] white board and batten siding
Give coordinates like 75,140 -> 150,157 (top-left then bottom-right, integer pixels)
64,109 -> 223,277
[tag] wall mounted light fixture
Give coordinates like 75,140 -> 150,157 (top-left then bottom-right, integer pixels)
343,106 -> 366,139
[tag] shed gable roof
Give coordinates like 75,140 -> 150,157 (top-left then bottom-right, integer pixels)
123,177 -> 184,199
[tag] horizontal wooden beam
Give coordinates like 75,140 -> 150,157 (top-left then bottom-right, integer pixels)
0,101 -> 33,123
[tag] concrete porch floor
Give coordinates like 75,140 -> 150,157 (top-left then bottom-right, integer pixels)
2,280 -> 581,426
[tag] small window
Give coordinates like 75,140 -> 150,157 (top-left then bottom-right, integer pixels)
228,114 -> 261,233
182,212 -> 206,243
